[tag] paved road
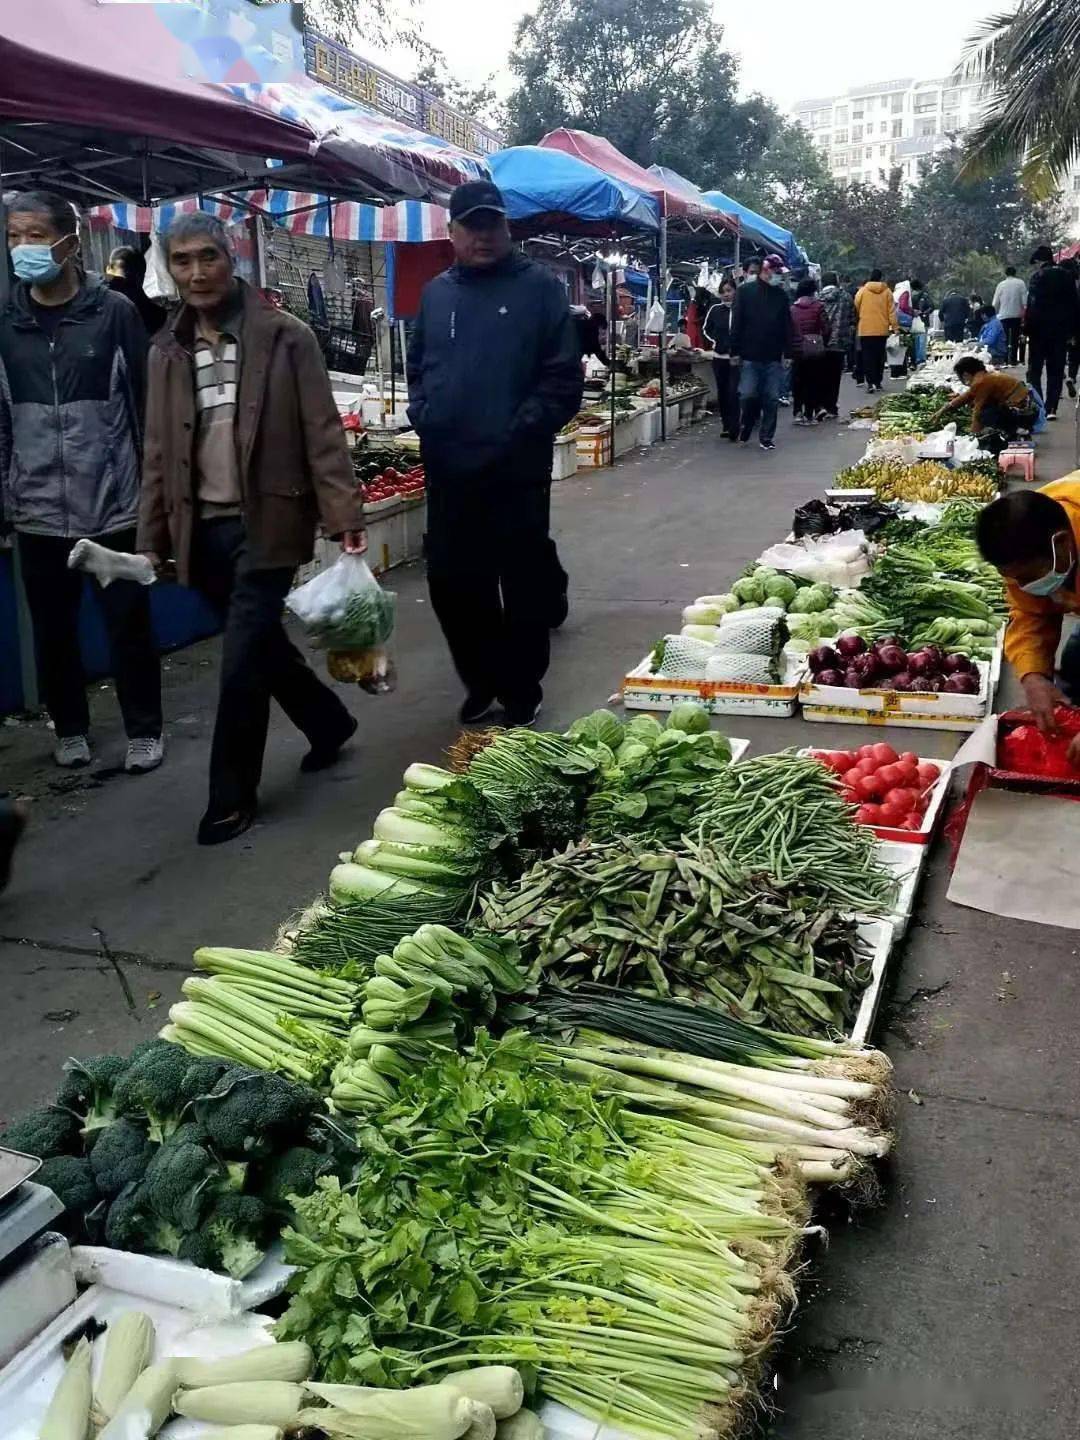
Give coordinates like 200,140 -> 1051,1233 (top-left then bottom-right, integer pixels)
2,380 -> 1079,1439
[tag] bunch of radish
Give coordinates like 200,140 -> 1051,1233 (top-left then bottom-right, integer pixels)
813,744 -> 942,830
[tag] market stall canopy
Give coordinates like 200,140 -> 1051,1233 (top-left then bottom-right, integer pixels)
0,0 -> 487,208
538,129 -> 737,232
647,166 -> 739,236
700,189 -> 808,268
225,83 -> 489,205
489,146 -> 659,235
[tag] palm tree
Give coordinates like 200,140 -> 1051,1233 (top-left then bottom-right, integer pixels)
958,0 -> 1080,199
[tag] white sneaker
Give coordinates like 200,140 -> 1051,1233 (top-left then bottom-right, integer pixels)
55,735 -> 91,769
125,736 -> 165,774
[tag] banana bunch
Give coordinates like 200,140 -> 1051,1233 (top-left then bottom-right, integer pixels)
834,459 -> 996,503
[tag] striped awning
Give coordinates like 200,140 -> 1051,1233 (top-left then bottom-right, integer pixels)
87,192 -> 448,244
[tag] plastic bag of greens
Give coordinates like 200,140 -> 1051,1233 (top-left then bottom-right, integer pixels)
287,554 -> 396,693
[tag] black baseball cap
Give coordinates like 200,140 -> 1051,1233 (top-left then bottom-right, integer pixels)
449,179 -> 508,223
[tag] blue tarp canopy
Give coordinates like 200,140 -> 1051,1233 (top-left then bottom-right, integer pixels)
700,189 -> 808,268
490,146 -> 660,235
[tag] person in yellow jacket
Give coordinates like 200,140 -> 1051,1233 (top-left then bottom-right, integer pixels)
976,478 -> 1080,762
854,269 -> 898,393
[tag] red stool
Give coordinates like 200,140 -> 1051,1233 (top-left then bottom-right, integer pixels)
999,448 -> 1036,483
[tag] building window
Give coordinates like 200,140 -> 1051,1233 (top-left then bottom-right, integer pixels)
852,106 -> 864,120
915,94 -> 939,114
879,145 -> 888,157
916,119 -> 937,138
1072,174 -> 1080,192
892,94 -> 905,113
879,120 -> 888,134
1073,205 -> 1080,224
865,147 -> 872,159
834,130 -> 848,145
835,106 -> 848,125
852,124 -> 863,141
810,107 -> 831,128
892,119 -> 903,138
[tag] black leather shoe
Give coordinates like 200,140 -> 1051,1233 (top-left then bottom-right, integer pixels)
503,700 -> 542,728
197,809 -> 256,846
459,694 -> 500,725
300,714 -> 359,772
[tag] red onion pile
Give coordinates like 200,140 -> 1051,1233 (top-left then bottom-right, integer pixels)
807,636 -> 980,694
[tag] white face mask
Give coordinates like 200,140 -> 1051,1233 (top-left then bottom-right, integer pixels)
1021,530 -> 1074,596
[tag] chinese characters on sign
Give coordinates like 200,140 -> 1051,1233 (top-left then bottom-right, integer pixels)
305,32 -> 502,156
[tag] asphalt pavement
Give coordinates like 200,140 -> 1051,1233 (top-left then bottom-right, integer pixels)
2,377 -> 1079,1439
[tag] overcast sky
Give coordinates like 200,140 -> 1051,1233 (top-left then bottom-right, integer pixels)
377,0 -> 997,113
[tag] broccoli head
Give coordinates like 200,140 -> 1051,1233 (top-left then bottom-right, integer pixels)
36,1155 -> 100,1229
255,1146 -> 337,1216
56,1054 -> 130,1137
177,1055 -> 238,1105
194,1070 -> 321,1159
88,1119 -> 155,1199
111,1041 -> 191,1142
104,1182 -> 182,1257
204,1193 -> 272,1279
0,1105 -> 82,1160
143,1129 -> 217,1231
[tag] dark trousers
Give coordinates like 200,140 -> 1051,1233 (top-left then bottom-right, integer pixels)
425,473 -> 552,711
192,517 -> 353,817
1068,339 -> 1080,384
17,528 -> 161,741
1028,334 -> 1069,414
822,350 -> 845,414
861,336 -> 887,389
976,400 -> 1038,453
943,323 -> 966,342
791,355 -> 828,418
1002,317 -> 1022,366
712,357 -> 740,436
850,336 -> 862,383
738,360 -> 784,444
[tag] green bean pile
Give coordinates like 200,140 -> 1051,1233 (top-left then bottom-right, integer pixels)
478,836 -> 872,1036
694,752 -> 898,913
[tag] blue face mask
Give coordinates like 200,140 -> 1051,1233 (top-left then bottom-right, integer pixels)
766,273 -> 783,287
1021,531 -> 1073,596
11,241 -> 64,285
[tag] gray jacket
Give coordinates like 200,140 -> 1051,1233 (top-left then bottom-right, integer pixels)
0,279 -> 147,538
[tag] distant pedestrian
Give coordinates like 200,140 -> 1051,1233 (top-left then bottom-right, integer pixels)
789,278 -> 831,425
992,264 -> 1027,365
740,258 -> 761,285
702,278 -> 740,439
911,279 -> 934,322
407,180 -> 583,728
729,253 -> 795,452
1026,244 -> 1080,419
854,269 -> 897,394
1061,257 -> 1080,399
0,190 -> 163,774
939,289 -> 971,344
967,295 -> 984,338
575,300 -> 610,366
978,306 -> 1008,363
819,271 -> 854,418
138,214 -> 366,845
106,245 -> 167,336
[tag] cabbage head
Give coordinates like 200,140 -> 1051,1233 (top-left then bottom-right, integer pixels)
567,709 -> 624,749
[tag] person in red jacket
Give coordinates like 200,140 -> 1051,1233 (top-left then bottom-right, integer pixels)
789,278 -> 832,425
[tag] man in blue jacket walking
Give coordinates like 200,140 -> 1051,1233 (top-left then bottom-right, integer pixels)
407,181 -> 584,726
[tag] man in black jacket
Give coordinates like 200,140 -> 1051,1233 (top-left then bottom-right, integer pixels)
407,181 -> 583,726
729,254 -> 795,452
1026,245 -> 1080,419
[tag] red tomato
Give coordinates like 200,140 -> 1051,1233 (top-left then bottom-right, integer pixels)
876,763 -> 901,788
830,752 -> 857,773
916,762 -> 941,788
857,772 -> 885,801
856,744 -> 878,761
855,804 -> 883,824
902,811 -> 924,830
877,801 -> 905,826
899,751 -> 919,766
884,787 -> 917,814
870,743 -> 899,766
894,759 -> 920,785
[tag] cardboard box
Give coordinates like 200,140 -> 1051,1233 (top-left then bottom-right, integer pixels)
576,427 -> 613,469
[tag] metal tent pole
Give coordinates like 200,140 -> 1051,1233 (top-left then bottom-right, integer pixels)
659,215 -> 669,441
608,266 -> 616,466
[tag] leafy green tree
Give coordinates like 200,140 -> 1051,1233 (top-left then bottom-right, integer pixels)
959,0 -> 1080,198
297,0 -> 426,52
412,56 -> 502,128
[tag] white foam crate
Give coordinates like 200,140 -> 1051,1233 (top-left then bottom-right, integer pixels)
872,839 -> 929,940
848,918 -> 899,1046
623,654 -> 805,718
800,657 -> 993,732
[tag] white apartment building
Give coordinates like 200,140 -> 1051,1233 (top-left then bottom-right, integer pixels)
795,76 -> 1080,235
793,76 -> 987,187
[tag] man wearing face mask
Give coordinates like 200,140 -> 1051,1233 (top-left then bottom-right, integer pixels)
976,483 -> 1080,756
0,190 -> 162,773
729,254 -> 795,452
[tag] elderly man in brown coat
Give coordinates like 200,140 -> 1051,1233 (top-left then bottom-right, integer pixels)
139,214 -> 366,845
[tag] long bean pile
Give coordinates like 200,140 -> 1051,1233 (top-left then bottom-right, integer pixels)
694,752 -> 898,913
479,837 -> 872,1036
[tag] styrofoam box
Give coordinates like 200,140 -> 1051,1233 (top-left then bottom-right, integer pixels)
800,748 -> 953,845
874,839 -> 929,940
623,654 -> 806,717
848,918 -> 899,1045
613,414 -> 640,457
552,433 -> 579,481
800,658 -> 992,729
665,402 -> 681,433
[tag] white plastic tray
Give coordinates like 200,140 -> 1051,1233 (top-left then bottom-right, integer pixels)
0,1283 -> 276,1440
800,658 -> 992,722
849,918 -> 899,1046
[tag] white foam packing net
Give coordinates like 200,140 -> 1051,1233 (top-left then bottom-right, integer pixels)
713,610 -> 785,655
656,635 -> 716,678
705,653 -> 776,685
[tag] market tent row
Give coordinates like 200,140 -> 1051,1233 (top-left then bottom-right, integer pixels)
701,188 -> 808,269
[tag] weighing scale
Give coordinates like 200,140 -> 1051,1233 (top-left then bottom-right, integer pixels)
0,1151 -> 63,1267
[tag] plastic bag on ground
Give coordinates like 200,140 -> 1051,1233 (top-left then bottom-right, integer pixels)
286,553 -> 396,693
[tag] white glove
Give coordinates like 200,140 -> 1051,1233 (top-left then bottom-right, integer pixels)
67,539 -> 157,588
